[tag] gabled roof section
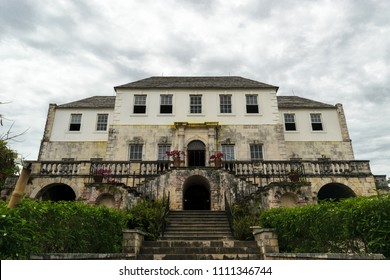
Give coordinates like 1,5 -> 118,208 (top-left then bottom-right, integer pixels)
58,96 -> 115,109
115,76 -> 278,90
277,96 -> 335,109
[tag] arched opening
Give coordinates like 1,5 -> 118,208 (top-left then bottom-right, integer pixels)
317,183 -> 356,202
280,192 -> 298,208
36,183 -> 76,202
96,194 -> 115,208
187,140 -> 206,167
183,175 -> 210,210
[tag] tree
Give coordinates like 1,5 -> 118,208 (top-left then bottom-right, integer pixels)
0,139 -> 18,189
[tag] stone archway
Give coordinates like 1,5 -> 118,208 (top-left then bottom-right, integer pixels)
280,192 -> 298,208
96,194 -> 115,208
317,183 -> 356,202
187,140 -> 206,167
36,183 -> 76,201
183,175 -> 210,210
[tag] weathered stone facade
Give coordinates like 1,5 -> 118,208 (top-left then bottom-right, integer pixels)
11,76 -> 386,210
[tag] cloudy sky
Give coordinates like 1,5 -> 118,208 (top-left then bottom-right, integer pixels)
0,0 -> 389,178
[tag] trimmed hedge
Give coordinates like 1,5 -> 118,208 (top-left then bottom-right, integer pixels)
259,195 -> 390,258
0,200 -> 128,259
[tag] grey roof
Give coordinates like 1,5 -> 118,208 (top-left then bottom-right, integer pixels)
277,96 -> 335,109
57,95 -> 335,110
58,96 -> 116,108
115,76 -> 278,90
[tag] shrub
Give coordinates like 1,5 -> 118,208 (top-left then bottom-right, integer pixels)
0,199 -> 128,259
126,198 -> 167,240
259,195 -> 390,258
232,201 -> 259,240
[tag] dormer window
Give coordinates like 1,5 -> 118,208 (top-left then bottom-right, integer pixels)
134,95 -> 146,114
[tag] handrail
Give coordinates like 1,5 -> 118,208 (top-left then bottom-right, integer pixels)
224,192 -> 234,237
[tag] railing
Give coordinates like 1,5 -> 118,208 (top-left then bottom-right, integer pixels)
223,160 -> 371,177
161,191 -> 170,237
224,192 -> 234,237
34,159 -> 372,179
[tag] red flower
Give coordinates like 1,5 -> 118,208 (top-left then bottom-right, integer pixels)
210,153 -> 224,160
165,150 -> 185,159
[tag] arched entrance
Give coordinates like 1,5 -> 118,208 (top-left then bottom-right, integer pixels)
317,183 -> 356,202
96,194 -> 115,208
36,183 -> 76,201
280,192 -> 298,208
183,175 -> 210,210
187,140 -> 206,167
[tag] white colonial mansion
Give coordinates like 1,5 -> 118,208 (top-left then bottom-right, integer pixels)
11,76 -> 386,209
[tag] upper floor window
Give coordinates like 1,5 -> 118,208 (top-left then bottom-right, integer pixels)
220,95 -> 232,114
190,95 -> 202,114
129,144 -> 143,161
96,114 -> 108,131
250,144 -> 263,161
69,114 -> 82,131
310,113 -> 323,131
284,113 -> 296,131
158,144 -> 171,160
246,95 -> 259,113
222,144 -> 235,160
134,95 -> 146,114
160,95 -> 173,114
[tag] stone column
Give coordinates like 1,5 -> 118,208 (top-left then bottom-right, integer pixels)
122,229 -> 146,256
252,227 -> 279,257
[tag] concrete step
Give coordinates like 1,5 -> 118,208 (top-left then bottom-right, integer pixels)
143,240 -> 258,248
138,253 -> 261,260
141,246 -> 259,255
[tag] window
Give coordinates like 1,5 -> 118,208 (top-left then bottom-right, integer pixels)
69,114 -> 82,131
134,95 -> 146,114
310,113 -> 323,131
250,144 -> 263,160
158,144 -> 171,160
222,145 -> 235,160
190,95 -> 202,114
246,95 -> 259,113
220,95 -> 232,113
160,95 -> 173,114
129,144 -> 143,161
96,114 -> 108,131
284,113 -> 296,131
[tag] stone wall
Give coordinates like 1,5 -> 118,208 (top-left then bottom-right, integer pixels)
39,141 -> 108,161
285,141 -> 354,160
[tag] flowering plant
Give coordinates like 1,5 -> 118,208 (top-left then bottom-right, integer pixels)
210,152 -> 224,160
165,150 -> 185,159
93,167 -> 111,177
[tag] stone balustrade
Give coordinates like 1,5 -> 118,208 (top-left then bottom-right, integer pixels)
28,159 -> 372,180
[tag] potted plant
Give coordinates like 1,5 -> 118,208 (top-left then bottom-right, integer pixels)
288,168 -> 300,182
210,152 -> 224,168
92,167 -> 111,183
165,150 -> 185,167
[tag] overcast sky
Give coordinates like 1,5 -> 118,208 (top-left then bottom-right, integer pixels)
0,0 -> 389,178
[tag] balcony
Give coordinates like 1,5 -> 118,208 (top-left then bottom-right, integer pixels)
28,159 -> 372,184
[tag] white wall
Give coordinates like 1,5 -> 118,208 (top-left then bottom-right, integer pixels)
114,88 -> 280,125
50,108 -> 113,141
279,108 -> 343,142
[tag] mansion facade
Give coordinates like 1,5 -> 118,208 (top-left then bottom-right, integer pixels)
13,76 -> 384,209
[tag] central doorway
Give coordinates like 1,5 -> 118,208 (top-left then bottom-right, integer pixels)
187,140 -> 206,167
183,175 -> 211,210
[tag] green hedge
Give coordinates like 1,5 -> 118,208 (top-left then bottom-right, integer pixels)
126,199 -> 166,241
0,200 -> 128,259
259,195 -> 390,258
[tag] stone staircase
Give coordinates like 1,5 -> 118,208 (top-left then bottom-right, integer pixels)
137,210 -> 262,260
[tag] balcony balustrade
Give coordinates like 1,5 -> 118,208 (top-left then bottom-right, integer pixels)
30,159 -> 372,181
